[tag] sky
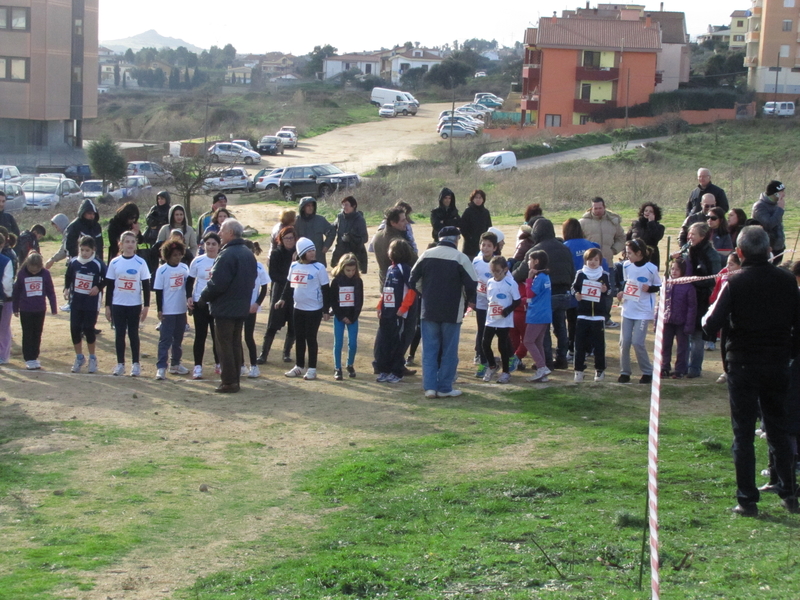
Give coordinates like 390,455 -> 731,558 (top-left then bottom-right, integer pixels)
99,0 -> 736,56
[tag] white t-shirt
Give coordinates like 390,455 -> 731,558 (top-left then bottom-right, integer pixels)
472,254 -> 493,311
106,254 -> 151,307
153,262 -> 190,315
251,261 -> 272,306
188,254 -> 215,302
288,261 -> 329,311
485,274 -> 520,329
620,260 -> 661,321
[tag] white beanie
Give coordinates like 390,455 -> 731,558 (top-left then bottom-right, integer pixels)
487,227 -> 505,243
296,237 -> 315,258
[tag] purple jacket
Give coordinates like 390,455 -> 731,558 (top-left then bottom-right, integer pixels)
12,267 -> 57,314
661,280 -> 697,334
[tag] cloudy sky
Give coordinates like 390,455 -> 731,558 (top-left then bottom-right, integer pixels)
99,0 -> 735,55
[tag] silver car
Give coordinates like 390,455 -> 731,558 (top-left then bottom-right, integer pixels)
0,182 -> 25,213
203,167 -> 251,192
23,177 -> 83,209
127,161 -> 174,186
207,142 -> 262,165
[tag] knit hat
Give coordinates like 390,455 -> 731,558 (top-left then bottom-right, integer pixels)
486,227 -> 505,243
51,213 -> 69,232
296,237 -> 315,258
766,180 -> 785,196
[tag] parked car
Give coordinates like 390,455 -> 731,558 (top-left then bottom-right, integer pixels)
207,142 -> 262,165
279,164 -> 359,201
111,176 -> 153,201
475,93 -> 504,103
763,101 -> 795,117
460,103 -> 493,115
79,179 -> 109,200
440,109 -> 483,123
203,166 -> 251,192
127,161 -> 174,186
476,96 -> 502,109
474,71 -> 487,78
370,87 -> 412,107
438,115 -> 482,129
394,100 -> 417,116
23,177 -> 83,209
253,167 -> 285,192
439,124 -> 476,139
0,165 -> 22,184
379,103 -> 397,118
257,135 -> 284,155
438,121 -> 478,135
476,151 -> 517,172
402,92 -> 420,107
279,125 -> 298,135
64,164 -> 93,183
231,139 -> 255,151
276,130 -> 298,149
0,182 -> 25,213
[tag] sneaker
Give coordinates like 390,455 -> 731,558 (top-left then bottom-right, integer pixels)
334,368 -> 343,381
605,319 -> 619,329
112,363 -> 125,376
405,356 -> 416,367
156,367 -> 167,380
640,374 -> 653,384
527,367 -> 550,382
509,355 -> 521,373
660,368 -> 671,378
473,353 -> 481,364
376,372 -> 389,382
731,503 -> 758,517
424,389 -> 437,398
574,371 -> 584,382
59,303 -> 71,312
517,362 -> 527,371
686,371 -> 701,379
71,354 -> 85,373
671,372 -> 685,379
618,374 -> 631,383
284,366 -> 303,378
155,322 -> 161,331
34,360 -> 41,369
240,364 -> 248,377
303,368 -> 317,380
192,365 -> 203,380
554,357 -> 569,370
25,360 -> 39,370
385,373 -> 403,383
594,370 -> 605,382
483,367 -> 496,382
347,365 -> 356,378
475,364 -> 487,378
87,356 -> 98,374
704,341 -> 716,351
282,353 -> 293,363
439,389 -> 463,397
130,363 -> 141,377
214,364 -> 221,375
170,364 -> 190,375
497,372 -> 511,384
185,323 -> 191,333
566,351 -> 574,362
716,373 -> 727,384
248,365 -> 260,378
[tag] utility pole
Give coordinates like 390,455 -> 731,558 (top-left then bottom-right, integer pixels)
625,68 -> 631,128
202,93 -> 210,158
774,51 -> 780,105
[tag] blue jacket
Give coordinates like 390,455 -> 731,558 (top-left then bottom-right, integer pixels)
525,273 -> 552,324
65,256 -> 106,312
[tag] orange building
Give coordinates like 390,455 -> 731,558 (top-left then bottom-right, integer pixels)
521,15 -> 661,129
745,0 -> 800,101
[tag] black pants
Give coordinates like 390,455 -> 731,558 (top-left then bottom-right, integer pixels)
192,301 -> 218,366
474,308 -> 487,363
20,310 -> 46,361
70,308 -> 97,345
574,319 -> 606,372
375,315 -> 407,376
728,362 -> 797,506
112,304 -> 142,364
214,317 -> 244,386
244,312 -> 258,365
482,326 -> 512,372
566,307 -> 577,353
294,309 -> 322,369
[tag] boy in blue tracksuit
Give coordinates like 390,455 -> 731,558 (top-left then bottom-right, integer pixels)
64,235 -> 106,373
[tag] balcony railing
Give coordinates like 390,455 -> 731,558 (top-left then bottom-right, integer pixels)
522,64 -> 541,80
746,31 -> 760,43
575,66 -> 619,81
744,55 -> 758,66
573,99 -> 617,113
521,94 -> 539,111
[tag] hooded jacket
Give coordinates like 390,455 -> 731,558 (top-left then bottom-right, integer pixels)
145,196 -> 171,245
66,198 -> 104,262
430,187 -> 460,241
0,207 -> 19,236
459,196 -> 492,259
579,208 -> 626,263
628,217 -> 665,269
512,218 -> 575,294
156,204 -> 198,256
752,193 -> 785,252
331,208 -> 368,273
295,197 -> 335,266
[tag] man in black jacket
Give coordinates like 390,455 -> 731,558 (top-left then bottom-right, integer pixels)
686,168 -> 729,216
703,225 -> 800,516
199,219 -> 257,393
0,191 -> 20,236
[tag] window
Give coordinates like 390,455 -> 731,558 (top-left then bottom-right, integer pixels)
780,44 -> 790,58
783,20 -> 792,32
769,66 -> 783,71
734,35 -> 745,42
580,83 -> 591,101
0,6 -> 29,30
580,115 -> 591,125
365,64 -> 371,74
583,51 -> 600,68
784,0 -> 795,7
72,66 -> 82,83
0,57 -> 28,81
737,20 -> 744,27
545,114 -> 561,127
74,18 -> 83,36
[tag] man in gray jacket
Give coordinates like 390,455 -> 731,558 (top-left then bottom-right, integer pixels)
295,196 -> 335,266
752,180 -> 786,264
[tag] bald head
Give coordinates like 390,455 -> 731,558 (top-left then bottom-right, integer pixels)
701,193 -> 716,214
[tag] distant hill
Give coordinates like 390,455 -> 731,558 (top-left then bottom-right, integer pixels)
101,29 -> 205,54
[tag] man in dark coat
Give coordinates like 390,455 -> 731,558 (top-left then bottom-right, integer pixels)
199,219 -> 257,393
0,191 -> 20,236
430,187 -> 460,241
373,207 -> 417,286
331,196 -> 369,273
686,168 -> 729,216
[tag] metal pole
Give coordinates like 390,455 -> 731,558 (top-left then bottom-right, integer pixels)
625,68 -> 630,128
774,51 -> 780,104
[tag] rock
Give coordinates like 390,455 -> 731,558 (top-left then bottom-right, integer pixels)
53,490 -> 65,496
199,484 -> 209,492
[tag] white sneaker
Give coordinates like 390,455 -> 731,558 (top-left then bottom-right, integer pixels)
112,363 -> 125,376
439,389 -> 463,397
284,366 -> 303,378
424,389 -> 437,398
192,365 -> 203,379
497,372 -> 510,384
71,354 -> 85,373
130,363 -> 141,377
156,367 -> 167,380
527,367 -> 549,383
59,303 -> 71,312
594,370 -> 605,382
248,365 -> 260,378
240,364 -> 248,376
303,368 -> 317,380
716,373 -> 727,384
25,360 -> 39,370
574,371 -> 584,382
169,364 -> 189,375
87,356 -> 98,373
385,373 -> 403,383
482,367 -> 496,382
155,322 -> 161,331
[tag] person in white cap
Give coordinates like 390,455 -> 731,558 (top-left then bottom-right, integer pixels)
276,237 -> 330,380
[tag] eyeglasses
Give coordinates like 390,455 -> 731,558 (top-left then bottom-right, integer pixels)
702,205 -> 715,209
706,216 -> 719,221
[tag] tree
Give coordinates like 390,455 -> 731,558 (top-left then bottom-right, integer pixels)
403,41 -> 414,51
303,44 -> 337,78
86,137 -> 126,195
221,43 -> 237,66
114,63 -> 120,87
184,67 -> 190,88
400,67 -> 426,91
424,59 -> 472,88
153,67 -> 166,88
192,67 -> 204,87
169,67 -> 180,89
122,72 -> 127,88
169,158 -> 214,223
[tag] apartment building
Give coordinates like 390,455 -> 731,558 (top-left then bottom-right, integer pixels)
745,0 -> 800,100
0,0 -> 98,150
730,10 -> 750,49
521,14 -> 661,128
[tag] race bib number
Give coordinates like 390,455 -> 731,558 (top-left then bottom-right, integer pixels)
25,277 -> 43,297
477,281 -> 487,295
581,280 -> 603,303
74,272 -> 94,295
169,273 -> 185,290
623,280 -> 641,302
488,303 -> 504,317
117,276 -> 139,294
339,286 -> 355,307
290,272 -> 307,287
382,287 -> 395,308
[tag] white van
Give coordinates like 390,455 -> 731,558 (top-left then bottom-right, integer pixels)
371,87 -> 409,107
476,151 -> 517,172
402,92 -> 420,107
763,101 -> 795,117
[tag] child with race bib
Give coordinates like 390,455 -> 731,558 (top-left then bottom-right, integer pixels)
481,255 -> 521,384
330,253 -> 363,381
471,231 -> 498,378
571,248 -> 610,382
524,250 -> 552,383
616,238 -> 661,384
105,230 -> 151,376
153,239 -> 191,380
242,240 -> 270,379
12,252 -> 57,370
64,235 -> 106,373
186,232 -> 221,380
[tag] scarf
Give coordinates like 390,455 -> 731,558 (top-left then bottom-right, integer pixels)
581,265 -> 604,280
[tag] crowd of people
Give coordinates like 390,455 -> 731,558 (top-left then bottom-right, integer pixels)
0,165 -> 797,514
